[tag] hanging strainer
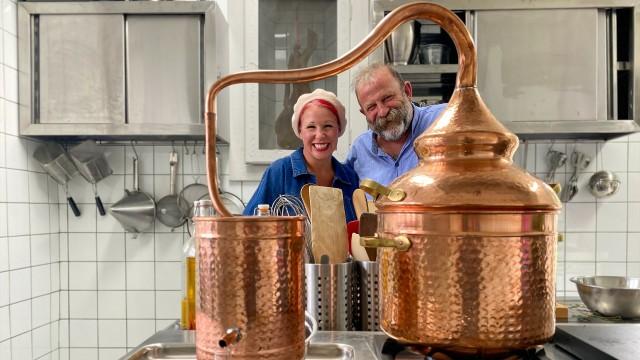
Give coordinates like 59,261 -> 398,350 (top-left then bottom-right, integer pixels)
178,143 -> 209,219
192,144 -> 245,215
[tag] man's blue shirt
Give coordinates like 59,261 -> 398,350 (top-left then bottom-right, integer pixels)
345,103 -> 446,186
243,147 -> 360,222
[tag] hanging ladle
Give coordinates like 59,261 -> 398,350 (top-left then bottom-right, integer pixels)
157,149 -> 188,229
561,150 -> 591,202
544,149 -> 567,184
588,143 -> 621,198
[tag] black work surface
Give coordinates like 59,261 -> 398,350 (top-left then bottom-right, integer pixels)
553,323 -> 640,360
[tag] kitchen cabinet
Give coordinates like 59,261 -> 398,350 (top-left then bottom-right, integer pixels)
37,15 -> 125,125
372,0 -> 640,140
18,1 -> 228,142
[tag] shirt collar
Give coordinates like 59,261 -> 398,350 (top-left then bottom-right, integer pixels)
290,148 -> 309,177
290,147 -> 353,186
409,104 -> 419,135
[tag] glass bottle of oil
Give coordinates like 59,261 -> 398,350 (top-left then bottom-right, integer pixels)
181,233 -> 196,330
181,199 -> 214,330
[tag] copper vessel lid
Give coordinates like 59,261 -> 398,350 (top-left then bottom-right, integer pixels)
377,86 -> 562,211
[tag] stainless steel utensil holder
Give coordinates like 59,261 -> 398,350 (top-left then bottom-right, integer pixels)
357,261 -> 380,331
305,262 -> 358,331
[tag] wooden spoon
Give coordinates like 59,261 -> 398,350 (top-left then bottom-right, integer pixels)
352,188 -> 368,218
300,184 -> 312,217
309,186 -> 348,264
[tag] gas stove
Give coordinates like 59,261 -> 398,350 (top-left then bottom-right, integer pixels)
372,323 -> 640,360
373,335 -> 556,360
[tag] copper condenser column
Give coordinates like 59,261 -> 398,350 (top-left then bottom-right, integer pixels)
195,216 -> 305,360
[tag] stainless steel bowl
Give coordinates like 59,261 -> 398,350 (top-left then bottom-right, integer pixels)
571,276 -> 640,318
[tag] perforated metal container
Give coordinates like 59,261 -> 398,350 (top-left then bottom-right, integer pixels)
357,261 -> 380,331
33,143 -> 78,185
305,262 -> 358,331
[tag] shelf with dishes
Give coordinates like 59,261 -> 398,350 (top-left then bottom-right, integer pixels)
383,11 -> 464,105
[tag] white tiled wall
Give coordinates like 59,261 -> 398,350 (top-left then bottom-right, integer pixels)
1,0 -> 63,359
512,135 -> 640,297
0,138 -> 253,360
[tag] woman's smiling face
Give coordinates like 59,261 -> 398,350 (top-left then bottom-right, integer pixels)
299,103 -> 340,162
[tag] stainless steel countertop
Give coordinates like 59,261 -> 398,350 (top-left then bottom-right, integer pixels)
121,322 -> 379,359
121,301 -> 640,360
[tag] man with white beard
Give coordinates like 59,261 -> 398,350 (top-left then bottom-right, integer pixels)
345,63 -> 446,186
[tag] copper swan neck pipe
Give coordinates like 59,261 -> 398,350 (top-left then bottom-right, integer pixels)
205,1 -> 476,217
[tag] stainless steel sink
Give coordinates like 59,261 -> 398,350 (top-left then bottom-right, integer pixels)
119,321 -> 373,360
308,343 -> 355,359
124,342 -> 354,359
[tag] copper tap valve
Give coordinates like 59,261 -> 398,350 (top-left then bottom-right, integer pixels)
218,327 -> 242,348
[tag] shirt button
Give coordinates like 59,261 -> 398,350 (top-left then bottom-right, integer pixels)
394,163 -> 399,168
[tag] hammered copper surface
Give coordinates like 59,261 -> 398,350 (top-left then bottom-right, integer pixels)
195,216 -> 306,360
377,211 -> 556,353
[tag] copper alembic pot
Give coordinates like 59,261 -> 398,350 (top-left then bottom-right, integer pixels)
202,1 -> 560,358
356,6 -> 562,357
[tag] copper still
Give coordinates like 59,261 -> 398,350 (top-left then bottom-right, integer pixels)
203,1 -> 561,357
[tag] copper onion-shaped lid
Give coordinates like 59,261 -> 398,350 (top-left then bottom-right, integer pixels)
378,86 -> 562,211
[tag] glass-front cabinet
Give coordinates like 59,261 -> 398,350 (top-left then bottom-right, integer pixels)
241,0 -> 351,164
256,0 -> 337,151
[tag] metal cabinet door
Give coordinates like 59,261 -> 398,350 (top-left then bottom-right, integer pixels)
126,15 -> 201,125
38,14 -> 125,124
475,9 -> 607,122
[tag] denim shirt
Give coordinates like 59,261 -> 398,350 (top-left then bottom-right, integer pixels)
243,148 -> 360,222
345,103 -> 446,186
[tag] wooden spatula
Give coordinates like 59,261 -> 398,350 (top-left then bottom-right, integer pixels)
352,188 -> 368,218
367,200 -> 377,213
309,186 -> 349,264
300,184 -> 312,217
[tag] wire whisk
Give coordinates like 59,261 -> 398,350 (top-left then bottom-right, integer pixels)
271,194 -> 314,263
